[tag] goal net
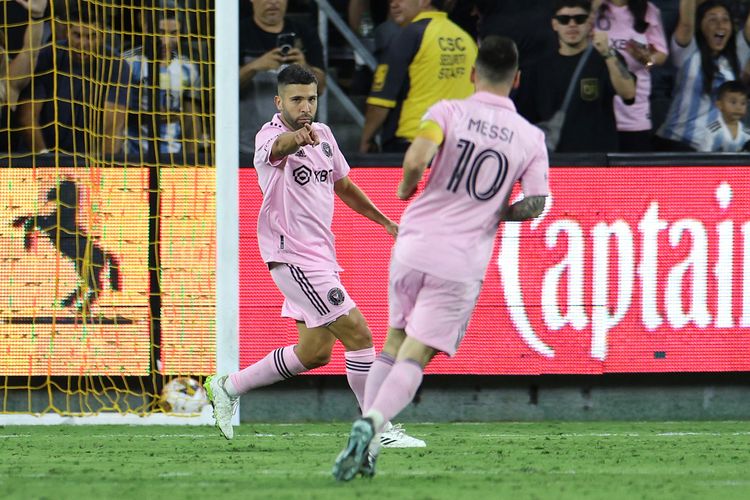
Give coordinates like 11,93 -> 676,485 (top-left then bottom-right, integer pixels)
0,0 -> 217,421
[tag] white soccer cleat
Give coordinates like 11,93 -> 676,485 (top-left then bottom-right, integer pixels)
204,375 -> 238,440
379,422 -> 426,448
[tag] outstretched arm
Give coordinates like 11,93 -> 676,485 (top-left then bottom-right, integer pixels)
398,136 -> 439,200
270,123 -> 320,162
674,0 -> 697,47
592,32 -> 636,101
360,104 -> 390,153
5,0 -> 48,108
502,195 -> 547,221
334,176 -> 398,238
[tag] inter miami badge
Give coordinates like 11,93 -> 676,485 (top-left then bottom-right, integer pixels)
321,142 -> 332,158
327,287 -> 345,306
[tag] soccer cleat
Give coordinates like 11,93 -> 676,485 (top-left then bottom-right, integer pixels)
204,375 -> 238,440
380,422 -> 426,448
332,417 -> 375,482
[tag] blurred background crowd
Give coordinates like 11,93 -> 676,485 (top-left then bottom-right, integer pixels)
2,0 -> 750,162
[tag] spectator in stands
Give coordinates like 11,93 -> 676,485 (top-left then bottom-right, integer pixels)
514,0 -> 636,153
0,0 -> 48,154
239,0 -> 326,156
359,0 -> 477,153
349,1 -> 401,95
348,0 -> 388,34
593,0 -> 669,151
696,79 -> 750,151
655,0 -> 750,151
123,10 -> 203,160
18,6 -> 130,157
479,0 -> 558,76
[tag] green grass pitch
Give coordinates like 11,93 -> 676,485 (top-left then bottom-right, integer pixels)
2,421 -> 749,499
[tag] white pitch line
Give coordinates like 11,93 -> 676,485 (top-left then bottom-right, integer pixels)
158,472 -> 192,478
477,431 -> 750,438
77,432 -> 343,439
8,430 -> 750,439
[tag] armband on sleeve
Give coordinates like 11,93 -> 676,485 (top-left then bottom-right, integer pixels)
415,120 -> 444,145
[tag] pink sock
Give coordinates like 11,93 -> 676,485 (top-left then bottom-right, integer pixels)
228,345 -> 306,396
363,352 -> 395,412
367,359 -> 423,431
344,347 -> 375,411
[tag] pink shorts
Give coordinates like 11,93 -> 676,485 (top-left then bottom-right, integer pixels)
270,264 -> 356,328
388,257 -> 482,356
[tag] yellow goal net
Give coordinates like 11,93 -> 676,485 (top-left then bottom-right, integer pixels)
0,0 -> 217,418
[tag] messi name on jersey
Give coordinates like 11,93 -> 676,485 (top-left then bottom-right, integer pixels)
468,118 -> 515,143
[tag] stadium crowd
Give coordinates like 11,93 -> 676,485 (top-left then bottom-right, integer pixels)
2,0 -> 750,159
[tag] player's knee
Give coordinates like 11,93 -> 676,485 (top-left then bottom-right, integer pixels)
299,349 -> 331,369
348,328 -> 372,349
337,324 -> 372,351
330,310 -> 373,350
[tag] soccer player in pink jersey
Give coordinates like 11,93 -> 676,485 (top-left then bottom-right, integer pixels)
333,36 -> 550,481
205,64 -> 423,448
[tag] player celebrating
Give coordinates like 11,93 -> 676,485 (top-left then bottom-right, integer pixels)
333,36 -> 550,481
206,64 -> 423,448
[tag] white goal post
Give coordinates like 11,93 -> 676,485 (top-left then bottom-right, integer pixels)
0,1 -> 239,426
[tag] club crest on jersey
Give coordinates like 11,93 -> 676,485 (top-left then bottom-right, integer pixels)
293,165 -> 312,185
321,142 -> 333,158
327,287 -> 345,306
295,148 -> 307,158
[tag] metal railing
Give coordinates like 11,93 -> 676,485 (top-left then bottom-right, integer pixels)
314,0 -> 376,126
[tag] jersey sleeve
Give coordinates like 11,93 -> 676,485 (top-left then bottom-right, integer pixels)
694,129 -> 713,152
327,127 -> 351,182
254,124 -> 285,168
366,22 -> 424,109
520,130 -> 550,197
415,101 -> 450,144
185,60 -> 202,101
645,4 -> 668,55
670,35 -> 697,68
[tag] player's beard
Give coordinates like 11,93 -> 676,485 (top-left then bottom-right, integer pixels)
281,109 -> 314,131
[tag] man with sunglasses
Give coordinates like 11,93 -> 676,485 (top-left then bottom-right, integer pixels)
515,0 -> 636,152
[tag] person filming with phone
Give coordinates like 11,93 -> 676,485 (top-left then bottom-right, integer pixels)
239,0 -> 326,155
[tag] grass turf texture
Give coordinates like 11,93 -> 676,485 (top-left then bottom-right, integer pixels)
1,422 -> 749,499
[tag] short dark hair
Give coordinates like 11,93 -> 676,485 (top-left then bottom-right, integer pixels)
717,80 -> 748,100
552,0 -> 591,15
475,36 -> 518,84
277,64 -> 318,88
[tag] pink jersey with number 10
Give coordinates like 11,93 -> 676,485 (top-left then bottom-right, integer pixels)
394,92 -> 550,283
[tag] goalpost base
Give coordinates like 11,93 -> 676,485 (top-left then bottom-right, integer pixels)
0,405 -> 215,425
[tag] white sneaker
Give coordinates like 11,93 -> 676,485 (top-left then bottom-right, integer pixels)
205,375 -> 238,440
379,422 -> 426,448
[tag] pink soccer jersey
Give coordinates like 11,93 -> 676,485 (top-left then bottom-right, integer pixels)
393,92 -> 550,283
596,1 -> 668,132
254,113 -> 350,271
